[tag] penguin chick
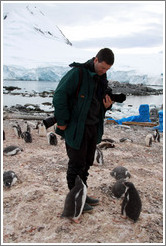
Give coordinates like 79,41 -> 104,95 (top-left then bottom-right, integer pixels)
121,182 -> 142,222
47,132 -> 57,145
3,171 -> 18,188
38,123 -> 47,137
61,175 -> 87,223
110,166 -> 131,180
145,134 -> 153,147
3,145 -> 23,156
94,146 -> 104,165
21,131 -> 32,143
112,179 -> 126,198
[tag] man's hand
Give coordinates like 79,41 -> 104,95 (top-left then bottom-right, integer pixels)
103,94 -> 113,109
57,125 -> 67,130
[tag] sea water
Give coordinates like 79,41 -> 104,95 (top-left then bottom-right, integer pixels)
3,80 -> 163,117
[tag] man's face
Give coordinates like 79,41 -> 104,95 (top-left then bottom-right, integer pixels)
94,57 -> 112,76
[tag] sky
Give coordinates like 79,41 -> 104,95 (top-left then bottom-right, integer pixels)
2,1 -> 165,55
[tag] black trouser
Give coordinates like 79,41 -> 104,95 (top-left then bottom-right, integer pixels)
66,124 -> 98,190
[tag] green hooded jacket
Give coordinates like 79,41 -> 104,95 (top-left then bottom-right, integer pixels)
52,59 -> 109,150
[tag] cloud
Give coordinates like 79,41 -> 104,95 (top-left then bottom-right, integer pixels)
3,1 -> 164,53
72,26 -> 163,50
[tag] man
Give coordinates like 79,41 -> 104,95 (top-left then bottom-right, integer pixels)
53,48 -> 114,212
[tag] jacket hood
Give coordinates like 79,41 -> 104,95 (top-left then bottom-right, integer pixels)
69,58 -> 95,70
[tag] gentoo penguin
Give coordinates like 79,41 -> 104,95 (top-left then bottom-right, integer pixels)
21,131 -> 32,143
119,137 -> 133,143
145,134 -> 153,146
24,121 -> 31,133
110,166 -> 131,180
61,175 -> 87,223
121,181 -> 142,222
3,145 -> 23,156
153,129 -> 160,142
47,132 -> 57,145
3,171 -> 18,188
38,123 -> 47,137
98,142 -> 115,149
13,123 -> 22,138
94,146 -> 104,165
101,138 -> 115,143
112,179 -> 126,198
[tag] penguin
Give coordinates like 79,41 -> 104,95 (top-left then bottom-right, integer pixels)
153,129 -> 160,142
121,181 -> 142,222
110,166 -> 131,180
94,146 -> 104,165
3,171 -> 18,188
38,123 -> 47,137
47,132 -> 57,145
25,120 -> 37,130
145,134 -> 153,146
3,145 -> 23,156
21,131 -> 32,143
112,178 -> 126,198
101,138 -> 115,143
119,137 -> 133,143
61,175 -> 87,223
98,142 -> 115,149
24,121 -> 31,133
12,122 -> 22,138
3,130 -> 5,140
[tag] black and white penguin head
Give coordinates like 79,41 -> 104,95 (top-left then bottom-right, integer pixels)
3,171 -> 18,188
110,166 -> 131,180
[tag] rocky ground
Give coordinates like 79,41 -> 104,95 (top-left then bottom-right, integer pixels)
2,115 -> 164,244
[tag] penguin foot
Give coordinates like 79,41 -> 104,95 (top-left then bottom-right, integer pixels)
71,218 -> 80,224
120,215 -> 127,219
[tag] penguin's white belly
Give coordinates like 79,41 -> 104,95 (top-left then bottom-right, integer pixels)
73,184 -> 87,220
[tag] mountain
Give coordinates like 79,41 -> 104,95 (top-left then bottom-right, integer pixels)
3,4 -> 163,85
3,4 -> 92,69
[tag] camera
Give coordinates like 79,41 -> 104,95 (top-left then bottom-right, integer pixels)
104,87 -> 126,103
43,116 -> 57,129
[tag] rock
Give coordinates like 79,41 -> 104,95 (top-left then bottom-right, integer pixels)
108,81 -> 163,96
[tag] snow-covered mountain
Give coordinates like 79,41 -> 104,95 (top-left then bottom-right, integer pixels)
3,4 -> 92,69
3,5 -> 72,46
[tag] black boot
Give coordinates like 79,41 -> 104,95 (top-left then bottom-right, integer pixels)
82,203 -> 93,213
86,196 -> 99,206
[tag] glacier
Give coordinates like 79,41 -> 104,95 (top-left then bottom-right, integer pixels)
3,64 -> 163,85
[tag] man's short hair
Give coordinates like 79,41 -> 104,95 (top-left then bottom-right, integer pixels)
96,48 -> 114,65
